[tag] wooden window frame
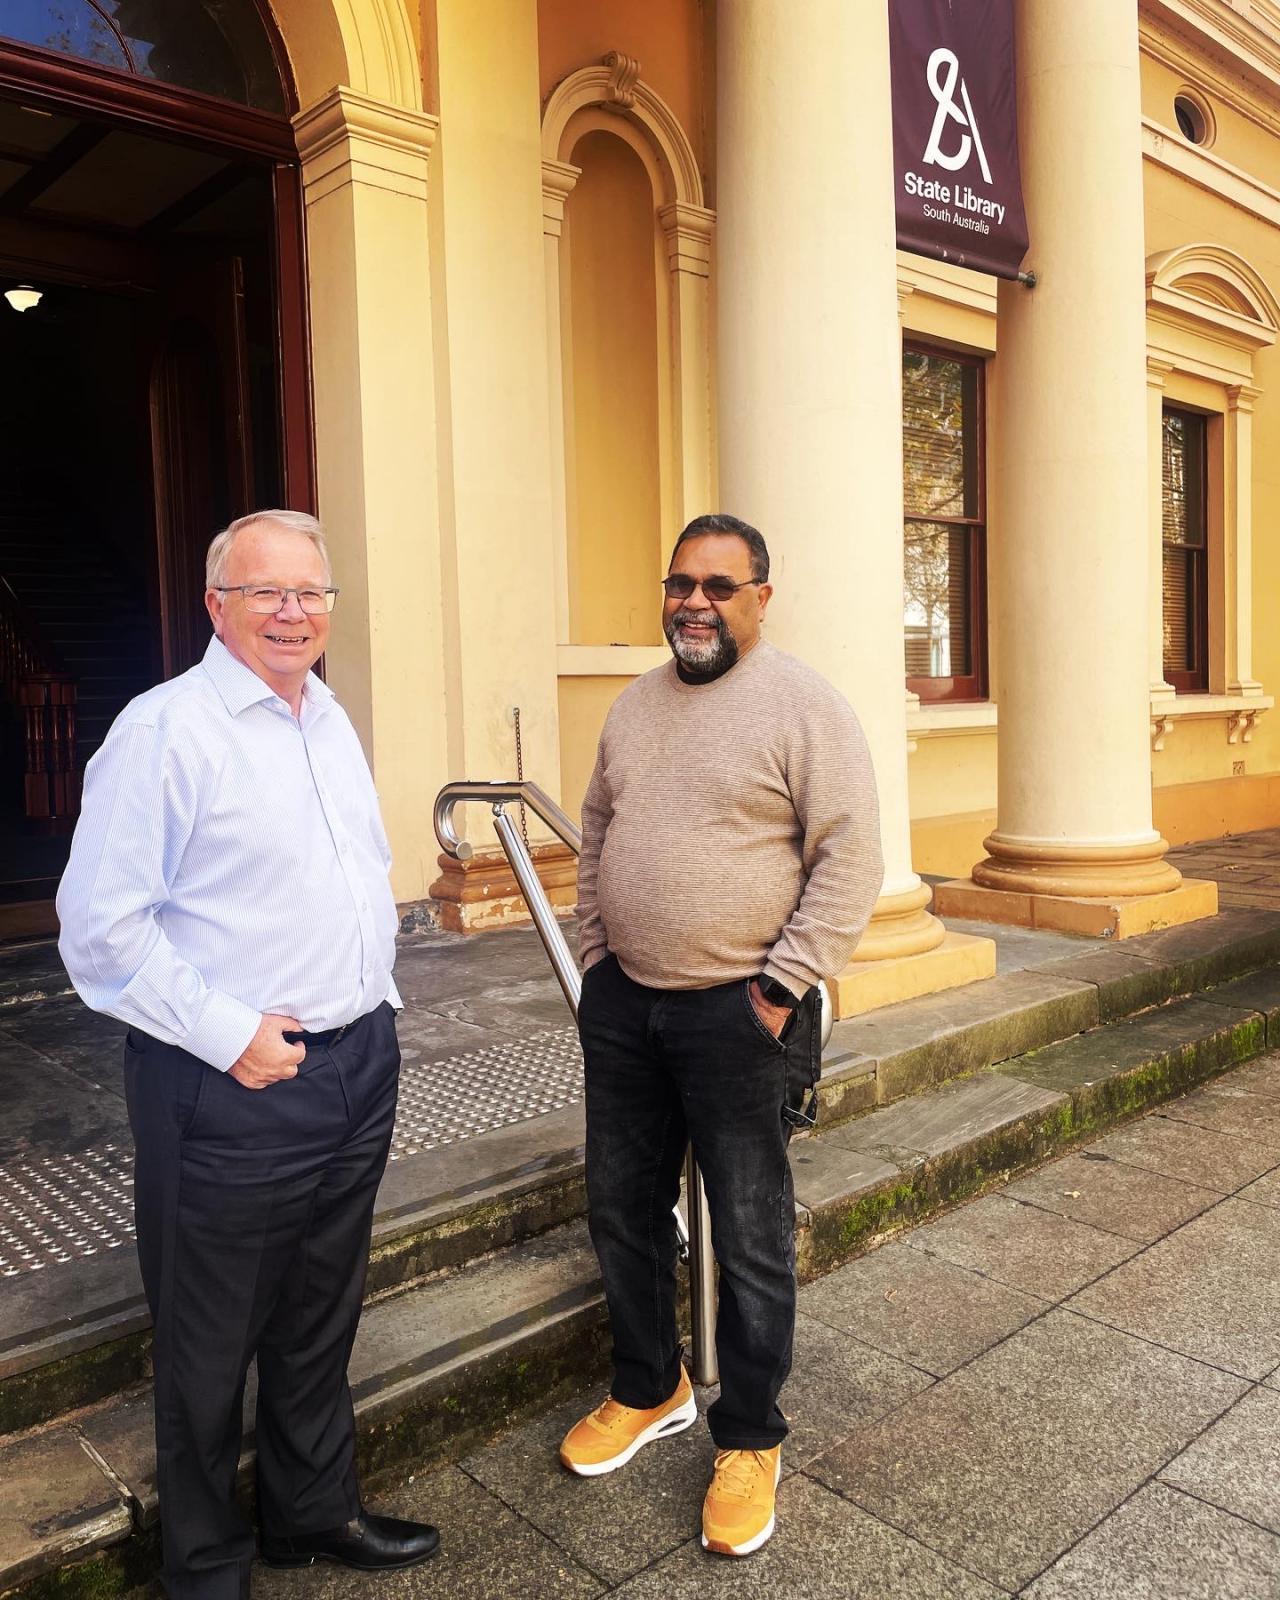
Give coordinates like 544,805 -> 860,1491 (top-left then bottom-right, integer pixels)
903,340 -> 988,704
1161,404 -> 1210,695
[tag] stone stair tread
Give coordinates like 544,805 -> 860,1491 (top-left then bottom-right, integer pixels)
0,1425 -> 133,1592
57,1220 -> 603,1536
7,992 -> 1280,1596
8,906 -> 1280,1441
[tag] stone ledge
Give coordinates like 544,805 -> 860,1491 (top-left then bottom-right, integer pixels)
933,876 -> 1220,937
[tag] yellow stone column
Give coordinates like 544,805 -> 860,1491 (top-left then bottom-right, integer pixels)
425,0 -> 571,928
933,0 -> 1216,937
716,0 -> 995,1014
294,88 -> 448,906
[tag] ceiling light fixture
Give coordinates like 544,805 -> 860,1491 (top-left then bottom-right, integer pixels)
5,286 -> 42,313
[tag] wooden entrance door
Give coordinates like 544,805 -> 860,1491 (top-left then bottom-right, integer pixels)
150,257 -> 255,677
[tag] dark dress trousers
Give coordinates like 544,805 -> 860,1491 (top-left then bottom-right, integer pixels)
124,1002 -> 400,1600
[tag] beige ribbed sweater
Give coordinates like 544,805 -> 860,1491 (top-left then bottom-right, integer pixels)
577,640 -> 883,998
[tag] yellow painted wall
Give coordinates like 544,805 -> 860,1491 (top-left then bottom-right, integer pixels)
1139,38 -> 1280,840
558,675 -> 634,819
537,0 -> 706,166
565,130 -> 664,645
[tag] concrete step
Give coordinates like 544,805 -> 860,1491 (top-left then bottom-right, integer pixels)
4,908 -> 1280,1441
5,972 -> 1280,1600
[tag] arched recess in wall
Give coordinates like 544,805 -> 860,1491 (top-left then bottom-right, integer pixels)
541,58 -> 714,648
1144,243 -> 1279,737
268,0 -> 422,111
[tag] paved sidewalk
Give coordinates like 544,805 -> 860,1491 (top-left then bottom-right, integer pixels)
250,1052 -> 1280,1600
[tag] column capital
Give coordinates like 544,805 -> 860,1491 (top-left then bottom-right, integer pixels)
294,86 -> 439,205
1145,354 -> 1175,386
541,158 -> 581,238
658,201 -> 715,278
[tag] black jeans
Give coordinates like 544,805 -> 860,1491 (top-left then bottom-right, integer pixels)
123,1003 -> 400,1600
578,956 -> 820,1450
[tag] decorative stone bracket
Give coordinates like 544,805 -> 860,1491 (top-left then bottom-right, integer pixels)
1150,694 -> 1273,750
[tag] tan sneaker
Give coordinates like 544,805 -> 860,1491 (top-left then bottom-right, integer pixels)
559,1370 -> 698,1476
701,1445 -> 782,1556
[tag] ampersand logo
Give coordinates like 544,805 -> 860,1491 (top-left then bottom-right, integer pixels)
923,46 -> 993,183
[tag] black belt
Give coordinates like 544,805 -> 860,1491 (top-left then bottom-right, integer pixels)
285,1019 -> 357,1050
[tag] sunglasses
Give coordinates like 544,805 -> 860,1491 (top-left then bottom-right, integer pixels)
661,574 -> 763,603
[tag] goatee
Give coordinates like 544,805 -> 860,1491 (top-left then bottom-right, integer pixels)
663,608 -> 740,677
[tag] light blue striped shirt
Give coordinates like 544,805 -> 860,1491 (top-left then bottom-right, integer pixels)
57,637 -> 401,1071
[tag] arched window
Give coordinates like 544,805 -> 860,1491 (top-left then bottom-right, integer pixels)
2,0 -> 286,111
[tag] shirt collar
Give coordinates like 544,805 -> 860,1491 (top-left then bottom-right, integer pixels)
201,636 -> 333,717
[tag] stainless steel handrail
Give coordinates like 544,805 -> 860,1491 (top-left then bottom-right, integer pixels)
434,779 -> 720,1384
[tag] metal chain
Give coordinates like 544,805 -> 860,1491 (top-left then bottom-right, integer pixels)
512,705 -> 530,850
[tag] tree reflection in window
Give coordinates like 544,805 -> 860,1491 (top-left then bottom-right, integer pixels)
902,347 -> 984,698
3,0 -> 285,111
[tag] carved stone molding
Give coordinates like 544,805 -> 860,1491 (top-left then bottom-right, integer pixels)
602,50 -> 642,110
541,158 -> 581,238
294,87 -> 439,206
1149,693 -> 1273,749
658,201 -> 714,277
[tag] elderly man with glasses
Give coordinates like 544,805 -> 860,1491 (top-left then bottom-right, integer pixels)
57,510 -> 438,1600
559,513 -> 883,1558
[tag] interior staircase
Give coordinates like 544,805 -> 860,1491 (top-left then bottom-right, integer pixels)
0,500 -> 154,778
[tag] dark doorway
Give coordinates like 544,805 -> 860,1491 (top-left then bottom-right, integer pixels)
0,60 -> 311,932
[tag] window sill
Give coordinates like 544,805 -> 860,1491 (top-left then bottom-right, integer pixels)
557,645 -> 670,677
907,700 -> 997,752
1150,691 -> 1274,750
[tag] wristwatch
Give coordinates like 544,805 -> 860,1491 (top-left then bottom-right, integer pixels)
756,974 -> 801,1011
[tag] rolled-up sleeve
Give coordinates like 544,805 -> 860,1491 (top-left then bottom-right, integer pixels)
56,720 -> 261,1070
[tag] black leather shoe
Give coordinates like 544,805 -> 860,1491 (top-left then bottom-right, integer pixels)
260,1509 -> 440,1570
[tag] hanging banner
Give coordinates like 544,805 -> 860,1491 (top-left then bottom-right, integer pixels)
889,0 -> 1029,280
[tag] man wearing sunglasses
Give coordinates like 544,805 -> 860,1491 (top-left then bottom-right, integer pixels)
560,513 -> 884,1556
57,510 -> 439,1600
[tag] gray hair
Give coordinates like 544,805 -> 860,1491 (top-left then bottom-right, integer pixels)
206,510 -> 331,588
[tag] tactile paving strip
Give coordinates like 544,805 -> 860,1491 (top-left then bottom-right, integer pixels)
0,1026 -> 584,1274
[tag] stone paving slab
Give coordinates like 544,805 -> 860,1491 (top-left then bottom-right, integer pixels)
1080,1111 -> 1280,1192
1239,1168 -> 1280,1208
255,1464 -> 605,1600
1159,1079 -> 1280,1145
1160,1385 -> 1280,1534
772,1311 -> 931,1467
807,1308 -> 1246,1593
798,1239 -> 1046,1377
903,1192 -> 1139,1301
459,1385 -> 720,1586
609,1473 -> 1008,1599
1067,1196 -> 1280,1378
1022,1481 -> 1280,1599
0,1426 -> 131,1590
1223,1052 -> 1280,1099
0,1041 -> 132,1163
1003,1150 -> 1222,1242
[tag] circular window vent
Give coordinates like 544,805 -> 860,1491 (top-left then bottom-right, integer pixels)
1174,91 -> 1214,147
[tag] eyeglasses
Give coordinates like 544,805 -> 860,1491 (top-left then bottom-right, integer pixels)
661,574 -> 763,603
213,585 -> 339,615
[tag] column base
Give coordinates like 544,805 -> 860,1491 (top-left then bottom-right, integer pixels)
429,843 -> 578,932
829,930 -> 997,1018
932,877 -> 1219,938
